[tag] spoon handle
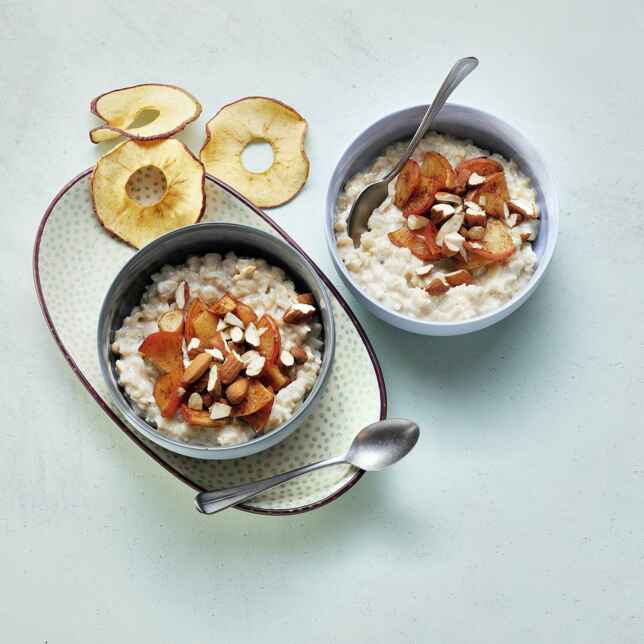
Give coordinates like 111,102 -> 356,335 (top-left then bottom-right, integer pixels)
194,455 -> 347,515
383,56 -> 479,183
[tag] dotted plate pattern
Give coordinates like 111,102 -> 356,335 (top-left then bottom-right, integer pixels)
34,171 -> 386,514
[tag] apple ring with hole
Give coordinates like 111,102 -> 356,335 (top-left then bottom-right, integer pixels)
89,83 -> 202,144
91,138 -> 205,249
200,97 -> 309,208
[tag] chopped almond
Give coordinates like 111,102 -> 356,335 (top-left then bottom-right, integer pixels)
426,278 -> 449,295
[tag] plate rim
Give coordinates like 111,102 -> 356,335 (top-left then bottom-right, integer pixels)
33,168 -> 387,516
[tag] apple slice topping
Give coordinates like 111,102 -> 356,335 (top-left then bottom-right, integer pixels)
394,160 -> 421,209
388,226 -> 434,262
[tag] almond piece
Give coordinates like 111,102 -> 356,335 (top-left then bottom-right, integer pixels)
407,214 -> 429,231
209,402 -> 232,420
430,203 -> 455,225
206,365 -> 219,392
224,311 -> 245,328
426,278 -> 450,295
297,293 -> 315,306
467,226 -> 486,241
182,353 -> 212,385
175,281 -> 189,309
187,392 -> 203,411
435,213 -> 465,247
246,355 -> 266,377
280,350 -> 295,367
509,198 -> 538,219
290,347 -> 308,364
226,377 -> 249,405
158,310 -> 184,334
435,191 -> 462,206
230,326 -> 244,343
415,264 -> 434,276
445,269 -> 473,287
283,303 -> 316,324
219,353 -> 244,385
204,347 -> 224,362
465,212 -> 487,227
244,323 -> 261,347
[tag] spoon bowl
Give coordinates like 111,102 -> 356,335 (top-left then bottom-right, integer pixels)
347,419 -> 419,471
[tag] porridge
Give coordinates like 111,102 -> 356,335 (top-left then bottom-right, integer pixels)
334,132 -> 541,322
111,252 -> 323,447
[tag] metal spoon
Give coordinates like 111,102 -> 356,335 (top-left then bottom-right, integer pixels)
194,418 -> 419,515
346,56 -> 479,246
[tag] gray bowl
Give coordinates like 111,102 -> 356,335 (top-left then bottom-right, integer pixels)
325,103 -> 559,335
97,223 -> 335,460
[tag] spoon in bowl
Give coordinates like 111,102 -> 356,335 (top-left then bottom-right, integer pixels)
346,56 -> 479,247
194,418 -> 419,515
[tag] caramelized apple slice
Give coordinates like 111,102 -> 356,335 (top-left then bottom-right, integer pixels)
402,176 -> 439,215
474,172 -> 509,217
231,380 -> 274,417
184,298 -> 209,342
192,310 -> 219,346
454,157 -> 503,192
420,152 -> 456,190
209,293 -> 237,316
138,331 -> 183,373
467,220 -> 515,262
235,302 -> 258,327
394,159 -> 421,209
261,363 -> 290,392
422,221 -> 443,260
245,399 -> 274,433
388,226 -> 433,261
153,369 -> 184,418
257,314 -> 281,363
179,404 -> 225,428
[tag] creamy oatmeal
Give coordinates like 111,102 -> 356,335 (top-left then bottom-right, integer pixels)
334,132 -> 540,322
112,252 -> 323,447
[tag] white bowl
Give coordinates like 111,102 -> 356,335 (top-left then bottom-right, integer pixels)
325,103 -> 559,336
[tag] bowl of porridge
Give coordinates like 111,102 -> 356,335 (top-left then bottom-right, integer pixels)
326,103 -> 558,335
98,223 -> 335,460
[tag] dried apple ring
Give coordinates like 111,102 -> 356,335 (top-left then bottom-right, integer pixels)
199,97 -> 309,208
91,139 -> 205,249
89,83 -> 202,143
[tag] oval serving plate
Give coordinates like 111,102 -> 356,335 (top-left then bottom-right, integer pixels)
34,170 -> 386,515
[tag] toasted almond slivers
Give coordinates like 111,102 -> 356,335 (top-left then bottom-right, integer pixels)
210,402 -> 231,420
280,350 -> 295,367
283,303 -> 316,324
407,215 -> 429,231
435,213 -> 464,247
246,355 -> 266,377
216,318 -> 227,332
444,231 -> 466,254
468,172 -> 485,186
187,337 -> 200,352
175,281 -> 188,309
435,192 -> 462,205
224,312 -> 244,328
464,200 -> 482,211
240,350 -> 260,364
187,392 -> 203,411
206,365 -> 218,392
230,326 -> 244,343
509,198 -> 538,219
204,348 -> 224,362
415,263 -> 434,276
245,323 -> 260,347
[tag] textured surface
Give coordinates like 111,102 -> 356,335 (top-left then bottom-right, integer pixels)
37,173 -> 379,509
4,1 -> 644,643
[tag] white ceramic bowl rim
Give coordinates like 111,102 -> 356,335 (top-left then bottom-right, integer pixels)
325,103 -> 559,333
